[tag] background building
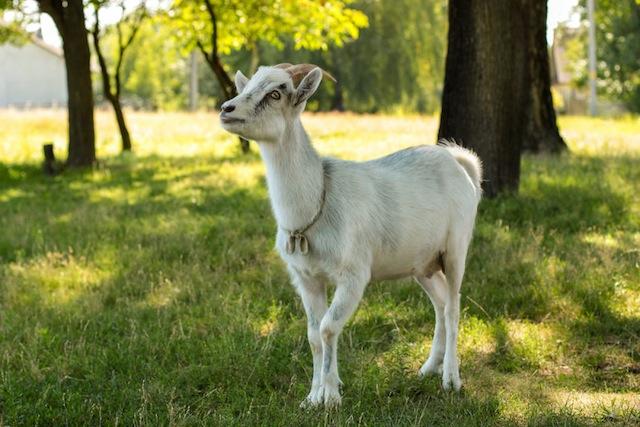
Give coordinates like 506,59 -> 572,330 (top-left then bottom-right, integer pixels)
0,36 -> 66,108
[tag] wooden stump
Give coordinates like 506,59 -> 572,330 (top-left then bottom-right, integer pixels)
43,143 -> 57,176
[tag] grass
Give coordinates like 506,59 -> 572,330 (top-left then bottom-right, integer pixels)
0,110 -> 639,425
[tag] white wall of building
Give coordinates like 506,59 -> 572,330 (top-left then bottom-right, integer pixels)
0,39 -> 67,108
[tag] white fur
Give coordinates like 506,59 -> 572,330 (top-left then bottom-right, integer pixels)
220,66 -> 483,408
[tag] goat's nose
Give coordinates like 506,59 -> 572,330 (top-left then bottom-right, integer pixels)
222,103 -> 235,113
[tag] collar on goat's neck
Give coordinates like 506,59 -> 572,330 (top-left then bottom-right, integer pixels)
258,118 -> 326,253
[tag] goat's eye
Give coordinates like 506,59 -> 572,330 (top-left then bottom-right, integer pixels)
269,90 -> 281,100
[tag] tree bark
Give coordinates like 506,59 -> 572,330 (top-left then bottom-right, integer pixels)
249,41 -> 260,75
329,56 -> 345,111
111,98 -> 132,150
38,0 -> 96,167
522,0 -> 567,153
438,0 -> 528,197
92,31 -> 133,152
331,82 -> 345,112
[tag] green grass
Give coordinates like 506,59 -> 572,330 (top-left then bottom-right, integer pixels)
1,111 -> 639,425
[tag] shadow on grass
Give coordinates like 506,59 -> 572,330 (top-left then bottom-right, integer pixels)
481,154 -> 638,233
1,151 -> 639,424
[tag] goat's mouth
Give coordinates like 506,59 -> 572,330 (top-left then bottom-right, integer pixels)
220,114 -> 246,125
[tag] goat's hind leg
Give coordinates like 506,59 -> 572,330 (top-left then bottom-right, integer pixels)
441,238 -> 470,391
415,271 -> 448,376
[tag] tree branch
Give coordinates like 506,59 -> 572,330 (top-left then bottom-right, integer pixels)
115,5 -> 146,98
36,0 -> 64,30
91,5 -> 113,101
197,0 -> 236,101
195,38 -> 214,69
203,0 -> 218,58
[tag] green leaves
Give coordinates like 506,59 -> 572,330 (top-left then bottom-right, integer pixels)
0,0 -> 29,44
168,0 -> 368,55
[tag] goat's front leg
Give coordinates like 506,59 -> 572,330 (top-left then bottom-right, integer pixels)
290,269 -> 328,408
315,270 -> 369,408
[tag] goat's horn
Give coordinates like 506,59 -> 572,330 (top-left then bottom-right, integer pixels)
274,63 -> 337,85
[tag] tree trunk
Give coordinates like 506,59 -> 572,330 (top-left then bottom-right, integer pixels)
522,1 -> 567,153
200,0 -> 250,154
92,23 -> 132,153
249,42 -> 260,75
211,57 -> 250,153
330,62 -> 345,111
438,0 -> 528,197
39,0 -> 95,167
110,96 -> 132,151
210,55 -> 235,100
62,8 -> 96,167
199,50 -> 250,153
331,82 -> 345,112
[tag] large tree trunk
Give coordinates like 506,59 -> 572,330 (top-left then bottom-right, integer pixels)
438,0 -> 528,197
39,0 -> 96,167
522,1 -> 567,153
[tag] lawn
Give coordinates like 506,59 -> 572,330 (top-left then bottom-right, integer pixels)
0,110 -> 639,425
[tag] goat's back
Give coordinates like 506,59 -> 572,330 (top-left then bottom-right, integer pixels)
315,144 -> 479,280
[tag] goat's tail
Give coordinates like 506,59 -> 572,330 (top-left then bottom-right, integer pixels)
439,139 -> 483,196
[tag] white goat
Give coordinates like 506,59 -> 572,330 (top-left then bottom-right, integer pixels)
219,63 -> 482,408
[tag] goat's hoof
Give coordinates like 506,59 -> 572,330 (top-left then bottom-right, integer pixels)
419,360 -> 443,377
300,387 -> 323,409
300,396 -> 317,409
319,384 -> 342,409
442,370 -> 462,391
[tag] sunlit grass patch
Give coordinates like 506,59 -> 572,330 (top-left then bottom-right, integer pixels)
550,390 -> 640,421
2,250 -> 110,309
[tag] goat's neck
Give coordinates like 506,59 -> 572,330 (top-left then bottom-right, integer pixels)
258,118 -> 324,231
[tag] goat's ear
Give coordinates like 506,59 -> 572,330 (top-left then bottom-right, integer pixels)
294,67 -> 323,106
235,70 -> 249,93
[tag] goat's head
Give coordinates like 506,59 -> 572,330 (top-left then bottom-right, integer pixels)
219,63 -> 335,142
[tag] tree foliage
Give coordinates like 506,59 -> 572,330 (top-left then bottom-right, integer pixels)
113,17 -> 190,110
262,0 -> 447,113
0,0 -> 30,44
152,0 -> 445,113
167,0 -> 367,106
169,0 -> 368,56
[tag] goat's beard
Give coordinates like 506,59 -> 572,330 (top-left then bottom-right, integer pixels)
220,120 -> 247,137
